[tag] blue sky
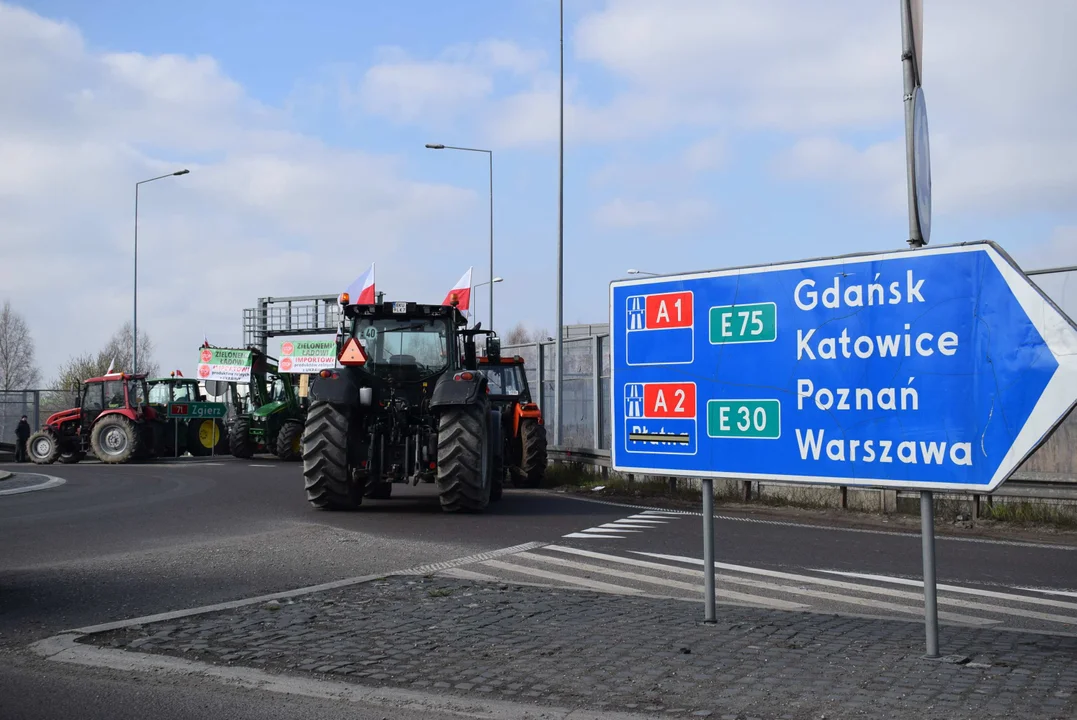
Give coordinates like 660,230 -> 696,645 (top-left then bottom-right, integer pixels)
2,0 -> 1076,379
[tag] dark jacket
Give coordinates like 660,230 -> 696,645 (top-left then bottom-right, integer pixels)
15,420 -> 31,440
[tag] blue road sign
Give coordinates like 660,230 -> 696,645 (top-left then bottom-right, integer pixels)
609,242 -> 1077,492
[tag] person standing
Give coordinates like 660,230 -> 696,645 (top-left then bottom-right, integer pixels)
14,415 -> 31,462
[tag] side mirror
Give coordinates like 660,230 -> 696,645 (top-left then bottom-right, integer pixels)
485,335 -> 501,361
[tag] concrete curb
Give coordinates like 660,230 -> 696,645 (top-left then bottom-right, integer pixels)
0,470 -> 11,482
31,633 -> 648,720
0,473 -> 66,496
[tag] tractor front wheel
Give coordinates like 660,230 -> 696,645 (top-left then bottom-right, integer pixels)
302,402 -> 363,510
188,419 -> 226,456
515,419 -> 548,488
276,419 -> 304,462
229,417 -> 257,459
90,416 -> 140,464
27,430 -> 60,464
436,404 -> 492,513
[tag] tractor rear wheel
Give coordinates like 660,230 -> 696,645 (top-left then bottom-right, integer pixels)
516,419 -> 548,488
302,401 -> 362,510
229,416 -> 257,459
27,430 -> 60,464
436,404 -> 492,513
276,419 -> 304,461
90,416 -> 140,464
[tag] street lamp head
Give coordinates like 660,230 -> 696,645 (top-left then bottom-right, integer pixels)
425,144 -> 445,149
493,276 -> 504,283
626,269 -> 640,274
173,169 -> 190,176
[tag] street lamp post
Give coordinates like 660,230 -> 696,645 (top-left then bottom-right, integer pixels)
555,0 -> 565,446
134,169 -> 189,375
472,277 -> 504,324
425,143 -> 494,331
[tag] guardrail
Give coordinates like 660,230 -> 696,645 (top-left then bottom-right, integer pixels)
547,445 -> 1077,512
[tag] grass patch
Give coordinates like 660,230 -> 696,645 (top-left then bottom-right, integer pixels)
984,501 -> 1077,529
427,587 -> 454,598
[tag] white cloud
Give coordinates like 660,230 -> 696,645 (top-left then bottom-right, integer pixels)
358,40 -> 546,125
593,197 -> 714,231
0,2 -> 478,382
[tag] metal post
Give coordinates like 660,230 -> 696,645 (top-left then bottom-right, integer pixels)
900,0 -> 922,248
133,182 -> 139,375
921,490 -> 939,657
591,335 -> 600,448
554,0 -> 565,445
536,342 -> 546,413
489,151 -> 494,332
702,478 -> 716,623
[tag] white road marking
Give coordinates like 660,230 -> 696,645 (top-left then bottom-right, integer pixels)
594,523 -> 650,530
817,570 -> 1077,612
561,532 -> 625,539
440,567 -> 503,582
635,552 -> 1077,626
479,559 -> 643,595
625,516 -> 673,522
1019,588 -> 1077,599
512,551 -> 807,611
248,464 -> 275,468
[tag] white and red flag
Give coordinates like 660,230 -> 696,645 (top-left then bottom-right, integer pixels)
442,266 -> 473,310
345,262 -> 376,305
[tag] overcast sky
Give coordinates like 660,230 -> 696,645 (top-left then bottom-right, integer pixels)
2,0 -> 1075,382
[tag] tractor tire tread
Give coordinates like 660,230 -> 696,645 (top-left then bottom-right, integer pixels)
302,402 -> 361,510
90,416 -> 140,464
436,405 -> 490,513
276,419 -> 304,462
229,417 -> 257,459
518,419 -> 548,488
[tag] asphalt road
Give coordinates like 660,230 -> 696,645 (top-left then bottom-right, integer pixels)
2,458 -> 1077,719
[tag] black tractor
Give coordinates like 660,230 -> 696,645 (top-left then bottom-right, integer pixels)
301,299 -> 504,513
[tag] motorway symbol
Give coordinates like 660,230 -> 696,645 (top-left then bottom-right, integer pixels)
608,241 -> 1077,492
623,381 -> 697,455
625,291 -> 695,366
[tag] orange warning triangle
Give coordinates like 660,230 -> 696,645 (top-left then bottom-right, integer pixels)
338,337 -> 367,366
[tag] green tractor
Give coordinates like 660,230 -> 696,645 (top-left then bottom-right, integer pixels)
222,347 -> 308,461
147,372 -> 229,457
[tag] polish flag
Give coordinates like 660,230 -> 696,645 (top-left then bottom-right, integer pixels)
346,262 -> 376,305
442,267 -> 473,310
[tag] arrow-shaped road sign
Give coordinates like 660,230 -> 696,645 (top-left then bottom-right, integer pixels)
609,241 -> 1077,492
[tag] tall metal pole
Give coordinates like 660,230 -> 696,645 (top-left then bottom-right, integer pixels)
900,0 -> 937,657
554,0 -> 565,444
900,0 -> 922,249
133,183 -> 140,376
133,170 -> 189,375
489,151 -> 494,331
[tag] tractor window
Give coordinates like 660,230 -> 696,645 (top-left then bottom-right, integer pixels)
172,383 -> 196,403
127,380 -> 147,406
148,384 -> 171,405
354,317 -> 449,374
104,380 -> 126,408
270,377 -> 289,403
82,384 -> 104,412
482,365 -> 524,396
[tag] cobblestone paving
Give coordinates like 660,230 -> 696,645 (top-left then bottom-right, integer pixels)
82,576 -> 1077,719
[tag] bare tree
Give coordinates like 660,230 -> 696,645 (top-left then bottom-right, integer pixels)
505,322 -> 531,345
0,301 -> 42,391
52,322 -> 159,390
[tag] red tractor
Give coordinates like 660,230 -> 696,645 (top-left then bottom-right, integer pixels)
27,372 -> 163,465
476,341 -> 548,488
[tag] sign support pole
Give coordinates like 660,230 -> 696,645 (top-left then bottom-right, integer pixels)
900,0 -> 923,249
920,491 -> 940,657
702,478 -> 716,623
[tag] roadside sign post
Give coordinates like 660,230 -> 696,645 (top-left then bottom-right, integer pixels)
702,478 -> 716,623
610,242 -> 1077,653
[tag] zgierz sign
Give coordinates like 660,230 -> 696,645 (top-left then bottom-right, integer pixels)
278,339 -> 336,374
609,242 -> 1077,492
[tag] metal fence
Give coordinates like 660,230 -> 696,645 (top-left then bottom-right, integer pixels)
505,264 -> 1077,485
0,389 -> 78,447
